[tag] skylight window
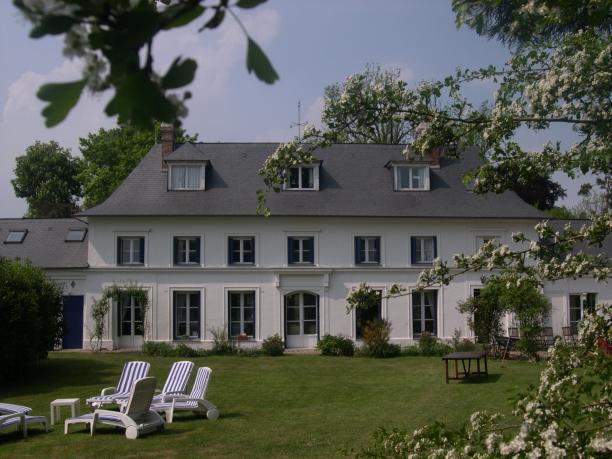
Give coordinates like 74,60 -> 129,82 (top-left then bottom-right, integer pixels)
5,230 -> 27,244
66,229 -> 87,242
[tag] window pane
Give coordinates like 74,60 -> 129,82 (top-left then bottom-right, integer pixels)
413,320 -> 422,336
190,293 -> 200,307
398,167 -> 411,189
243,322 -> 254,337
288,168 -> 299,188
412,304 -> 421,319
171,166 -> 186,189
287,322 -> 300,335
66,229 -> 86,241
301,167 -> 313,188
424,238 -> 434,261
415,239 -> 423,262
412,167 -> 425,189
286,294 -> 298,307
303,293 -> 317,306
186,166 -> 201,189
177,323 -> 187,337
230,308 -> 241,321
243,307 -> 254,322
303,321 -> 317,335
424,320 -> 435,333
286,306 -> 299,321
189,322 -> 199,338
303,306 -> 317,321
412,292 -> 422,307
230,323 -> 241,337
243,292 -> 254,307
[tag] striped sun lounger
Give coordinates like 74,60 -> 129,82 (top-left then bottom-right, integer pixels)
86,361 -> 150,408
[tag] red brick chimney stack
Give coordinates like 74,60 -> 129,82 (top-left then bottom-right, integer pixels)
430,148 -> 441,167
160,122 -> 174,170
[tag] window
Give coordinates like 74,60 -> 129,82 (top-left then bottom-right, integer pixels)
412,290 -> 437,336
229,291 -> 255,338
355,236 -> 381,264
117,295 -> 144,337
228,237 -> 255,264
169,164 -> 204,190
288,236 -> 314,264
4,230 -> 27,243
395,166 -> 430,190
65,228 -> 87,242
569,293 -> 597,330
117,237 -> 145,265
411,236 -> 437,264
355,291 -> 382,339
173,291 -> 201,339
173,236 -> 201,265
285,165 -> 319,190
476,235 -> 500,249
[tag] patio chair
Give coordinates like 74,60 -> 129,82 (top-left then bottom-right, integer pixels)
86,361 -> 150,408
65,377 -> 164,439
541,327 -> 554,348
151,367 -> 219,423
0,404 -> 48,437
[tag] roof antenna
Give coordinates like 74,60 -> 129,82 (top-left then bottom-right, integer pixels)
290,101 -> 305,139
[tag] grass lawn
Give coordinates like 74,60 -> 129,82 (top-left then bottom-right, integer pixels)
0,352 -> 543,458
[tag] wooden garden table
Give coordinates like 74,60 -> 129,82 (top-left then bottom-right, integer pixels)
442,351 -> 488,384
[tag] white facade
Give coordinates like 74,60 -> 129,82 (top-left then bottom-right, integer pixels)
82,215 -> 612,349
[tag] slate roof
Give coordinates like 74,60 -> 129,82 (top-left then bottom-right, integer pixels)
82,143 -> 547,219
0,218 -> 88,268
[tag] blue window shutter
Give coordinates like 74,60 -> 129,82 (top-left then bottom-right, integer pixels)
139,238 -> 145,264
432,291 -> 438,335
432,236 -> 438,259
288,237 -> 294,264
194,237 -> 201,263
117,238 -> 122,265
354,237 -> 360,264
173,238 -> 180,264
117,299 -> 122,337
410,237 -> 416,264
228,238 -> 233,264
374,237 -> 381,263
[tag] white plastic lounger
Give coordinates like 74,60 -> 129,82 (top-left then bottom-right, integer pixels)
65,377 -> 164,440
151,367 -> 219,423
86,360 -> 150,407
0,404 -> 48,437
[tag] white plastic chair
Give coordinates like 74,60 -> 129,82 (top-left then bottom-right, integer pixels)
151,367 -> 218,423
86,360 -> 150,407
0,404 -> 48,437
65,377 -> 164,439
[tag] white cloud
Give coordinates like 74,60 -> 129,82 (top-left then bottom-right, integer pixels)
0,8 -> 281,217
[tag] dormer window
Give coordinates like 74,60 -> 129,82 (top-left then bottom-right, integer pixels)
394,165 -> 430,191
169,164 -> 205,190
5,230 -> 27,244
285,165 -> 319,190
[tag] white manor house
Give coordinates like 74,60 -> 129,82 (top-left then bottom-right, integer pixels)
1,127 -> 610,350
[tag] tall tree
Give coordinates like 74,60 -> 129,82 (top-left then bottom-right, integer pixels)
79,123 -> 198,208
13,0 -> 277,129
12,141 -> 82,218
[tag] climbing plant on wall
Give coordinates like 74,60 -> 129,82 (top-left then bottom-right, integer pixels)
89,283 -> 149,352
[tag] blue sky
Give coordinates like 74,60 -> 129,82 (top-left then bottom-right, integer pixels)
0,1 -> 585,217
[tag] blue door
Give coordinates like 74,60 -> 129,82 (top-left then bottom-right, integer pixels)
62,296 -> 84,349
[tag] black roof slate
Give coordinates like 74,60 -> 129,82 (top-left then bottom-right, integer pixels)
82,143 -> 547,219
0,218 -> 88,268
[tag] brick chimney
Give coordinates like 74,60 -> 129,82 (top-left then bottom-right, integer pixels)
160,122 -> 174,169
430,148 -> 441,168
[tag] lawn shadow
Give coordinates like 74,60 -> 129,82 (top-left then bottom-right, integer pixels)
1,357 -> 117,397
459,373 -> 503,384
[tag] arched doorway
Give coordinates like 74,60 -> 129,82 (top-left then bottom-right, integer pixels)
285,292 -> 319,348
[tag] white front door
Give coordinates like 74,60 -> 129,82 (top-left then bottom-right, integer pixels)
117,296 -> 144,348
285,292 -> 319,348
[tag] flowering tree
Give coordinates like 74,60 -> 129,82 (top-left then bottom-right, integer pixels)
354,304 -> 612,458
258,0 -> 611,290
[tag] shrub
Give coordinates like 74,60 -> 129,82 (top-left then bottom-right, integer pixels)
418,331 -> 452,356
173,343 -> 202,357
317,334 -> 355,356
142,341 -> 175,357
361,319 -> 401,358
451,328 -> 481,352
0,257 -> 63,381
262,334 -> 285,356
209,326 -> 236,354
401,345 -> 421,356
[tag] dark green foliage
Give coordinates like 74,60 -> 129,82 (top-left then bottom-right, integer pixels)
141,341 -> 176,357
11,140 -> 82,218
14,0 -> 275,128
417,331 -> 453,356
510,174 -> 566,210
317,334 -> 355,356
173,343 -> 202,358
261,334 -> 285,356
209,326 -> 236,355
360,319 -> 401,358
0,257 -> 63,381
78,123 -> 197,208
545,206 -> 578,219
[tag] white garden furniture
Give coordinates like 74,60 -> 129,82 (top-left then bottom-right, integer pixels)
151,367 -> 219,423
65,376 -> 164,439
50,398 -> 79,425
0,403 -> 48,437
86,360 -> 150,407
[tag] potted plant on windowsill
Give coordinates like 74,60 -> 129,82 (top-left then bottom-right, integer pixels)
236,333 -> 250,341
